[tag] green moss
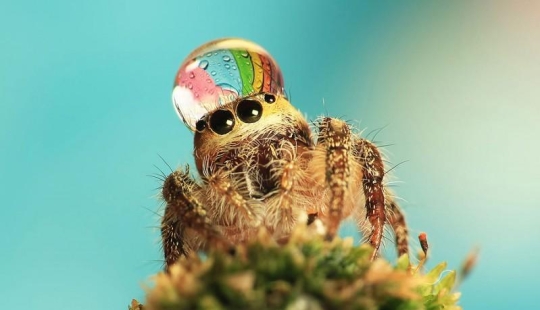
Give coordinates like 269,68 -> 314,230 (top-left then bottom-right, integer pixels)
132,229 -> 462,310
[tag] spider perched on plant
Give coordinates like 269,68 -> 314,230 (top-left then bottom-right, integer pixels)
160,38 -> 409,269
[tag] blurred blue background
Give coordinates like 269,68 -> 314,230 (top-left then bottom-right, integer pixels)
1,0 -> 538,308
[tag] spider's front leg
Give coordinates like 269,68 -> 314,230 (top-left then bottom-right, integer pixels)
354,138 -> 410,259
317,117 -> 409,259
161,167 -> 224,270
316,117 -> 354,239
353,138 -> 387,259
386,199 -> 409,257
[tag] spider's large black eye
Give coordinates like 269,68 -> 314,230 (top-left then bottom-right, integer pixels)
209,109 -> 235,135
264,93 -> 276,103
236,99 -> 263,123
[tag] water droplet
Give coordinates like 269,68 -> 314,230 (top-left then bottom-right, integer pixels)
172,38 -> 286,131
198,60 -> 209,70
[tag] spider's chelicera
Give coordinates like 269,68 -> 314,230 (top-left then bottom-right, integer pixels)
161,38 -> 409,269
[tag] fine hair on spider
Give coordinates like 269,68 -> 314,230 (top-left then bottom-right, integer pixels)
160,38 -> 412,270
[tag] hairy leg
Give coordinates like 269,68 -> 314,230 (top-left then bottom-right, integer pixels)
161,167 -> 221,270
354,139 -> 387,259
386,198 -> 409,257
316,117 -> 352,239
315,118 -> 408,259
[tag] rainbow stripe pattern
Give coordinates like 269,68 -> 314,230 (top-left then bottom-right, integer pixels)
172,38 -> 285,131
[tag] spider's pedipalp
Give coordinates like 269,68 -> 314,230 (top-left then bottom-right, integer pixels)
202,166 -> 264,232
264,141 -> 311,240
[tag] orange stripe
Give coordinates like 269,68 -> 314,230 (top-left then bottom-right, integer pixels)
249,52 -> 263,93
259,54 -> 272,93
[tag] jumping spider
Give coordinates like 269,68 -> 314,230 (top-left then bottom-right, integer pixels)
161,38 -> 409,269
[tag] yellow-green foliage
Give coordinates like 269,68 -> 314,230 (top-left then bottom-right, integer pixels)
132,229 -> 461,310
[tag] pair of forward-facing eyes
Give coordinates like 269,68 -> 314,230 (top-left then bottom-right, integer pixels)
195,93 -> 277,135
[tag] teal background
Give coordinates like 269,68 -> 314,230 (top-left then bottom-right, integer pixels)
1,1 -> 538,308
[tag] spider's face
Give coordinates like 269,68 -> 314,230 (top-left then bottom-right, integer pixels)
192,92 -> 308,147
193,92 -> 312,193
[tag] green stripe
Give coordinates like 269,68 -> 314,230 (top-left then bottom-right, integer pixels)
231,50 -> 254,96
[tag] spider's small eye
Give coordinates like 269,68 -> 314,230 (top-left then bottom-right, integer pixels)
195,119 -> 207,132
236,99 -> 263,123
264,93 -> 276,103
209,109 -> 235,135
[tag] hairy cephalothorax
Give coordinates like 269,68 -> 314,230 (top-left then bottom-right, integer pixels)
161,38 -> 409,270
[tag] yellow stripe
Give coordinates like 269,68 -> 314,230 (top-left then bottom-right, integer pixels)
250,52 -> 263,93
